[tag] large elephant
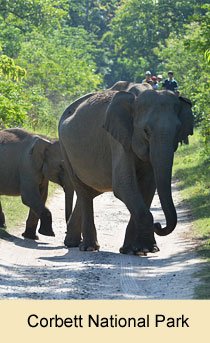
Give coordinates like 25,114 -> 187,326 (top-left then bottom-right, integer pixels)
0,128 -> 73,239
59,83 -> 193,255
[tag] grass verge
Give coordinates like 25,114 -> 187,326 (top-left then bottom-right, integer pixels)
173,130 -> 210,298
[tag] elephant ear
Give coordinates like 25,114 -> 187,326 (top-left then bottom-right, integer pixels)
178,97 -> 194,144
103,91 -> 135,151
29,136 -> 51,171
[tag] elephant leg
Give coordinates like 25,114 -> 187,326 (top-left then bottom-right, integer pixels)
22,209 -> 39,240
120,214 -> 158,255
137,166 -> 159,252
37,179 -> 55,237
64,197 -> 82,247
116,201 -> 156,255
119,164 -> 159,255
60,144 -> 100,250
137,164 -> 156,209
0,201 -> 6,228
79,194 -> 100,251
119,216 -> 136,254
114,191 -> 156,254
21,180 -> 54,239
64,193 -> 100,251
112,153 -> 157,255
23,181 -> 49,239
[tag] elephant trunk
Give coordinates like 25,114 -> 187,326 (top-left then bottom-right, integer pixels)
150,136 -> 177,236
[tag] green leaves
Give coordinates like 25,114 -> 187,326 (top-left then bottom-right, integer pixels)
154,4 -> 210,152
0,0 -> 68,32
0,54 -> 26,80
0,55 -> 28,128
204,49 -> 210,63
0,1 -> 103,131
17,27 -> 102,102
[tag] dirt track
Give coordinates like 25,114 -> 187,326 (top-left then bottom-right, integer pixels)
0,182 -> 202,299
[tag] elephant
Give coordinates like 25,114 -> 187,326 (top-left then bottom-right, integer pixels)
0,128 -> 73,239
58,82 -> 193,255
108,80 -> 152,93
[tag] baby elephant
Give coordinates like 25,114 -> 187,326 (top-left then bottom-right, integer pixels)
0,128 -> 73,239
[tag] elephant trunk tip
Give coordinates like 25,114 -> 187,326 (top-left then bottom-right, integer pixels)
154,222 -> 177,236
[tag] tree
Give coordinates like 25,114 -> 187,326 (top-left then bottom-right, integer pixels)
67,0 -> 121,37
104,0 -> 208,84
15,27 -> 102,129
17,28 -> 102,101
154,4 -> 210,150
0,0 -> 68,57
0,53 -> 29,128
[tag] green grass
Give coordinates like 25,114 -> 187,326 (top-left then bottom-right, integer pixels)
0,196 -> 28,230
173,130 -> 210,298
24,123 -> 58,140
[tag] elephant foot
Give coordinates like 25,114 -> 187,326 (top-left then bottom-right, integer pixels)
120,242 -> 160,256
38,209 -> 54,236
64,235 -> 82,248
22,230 -> 39,240
79,240 -> 100,252
38,226 -> 55,237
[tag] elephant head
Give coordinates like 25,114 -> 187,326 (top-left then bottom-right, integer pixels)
104,89 -> 193,236
29,135 -> 52,184
43,140 -> 64,186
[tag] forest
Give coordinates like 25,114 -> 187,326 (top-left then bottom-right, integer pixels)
0,0 -> 209,149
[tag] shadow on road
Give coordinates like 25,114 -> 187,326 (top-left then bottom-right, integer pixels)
0,242 -> 204,299
0,228 -> 63,251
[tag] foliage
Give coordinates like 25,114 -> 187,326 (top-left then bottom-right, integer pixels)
154,4 -> 210,152
174,131 -> 210,233
0,0 -> 68,32
106,0 -> 207,83
0,0 -> 104,132
15,27 -> 102,131
0,0 -> 209,142
0,54 -> 26,80
67,0 -> 121,37
17,28 -> 102,102
205,49 -> 210,63
0,53 -> 29,128
173,130 -> 210,298
0,0 -> 68,57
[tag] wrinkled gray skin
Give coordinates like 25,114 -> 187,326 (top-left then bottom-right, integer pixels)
59,81 -> 193,255
0,128 -> 73,239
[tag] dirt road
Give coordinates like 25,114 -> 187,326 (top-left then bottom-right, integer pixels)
0,182 -> 202,299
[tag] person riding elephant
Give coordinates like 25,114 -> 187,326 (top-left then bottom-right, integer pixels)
58,82 -> 193,255
0,128 -> 73,240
